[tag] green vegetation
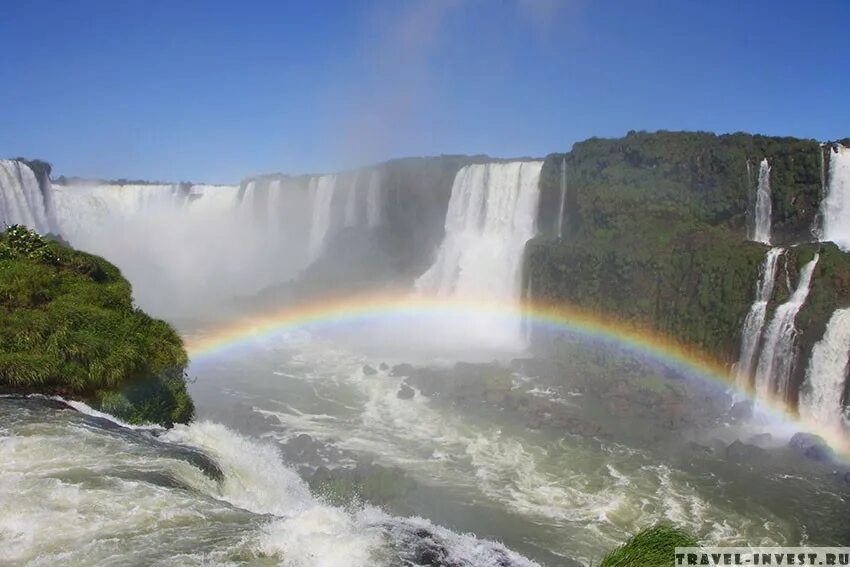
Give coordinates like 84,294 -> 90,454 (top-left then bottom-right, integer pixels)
527,131 -> 850,392
599,525 -> 698,567
0,225 -> 193,426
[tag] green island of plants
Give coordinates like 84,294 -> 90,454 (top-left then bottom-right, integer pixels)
598,525 -> 698,567
0,225 -> 193,426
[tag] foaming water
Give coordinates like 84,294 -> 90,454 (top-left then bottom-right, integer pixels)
0,397 -> 539,567
189,330 -> 837,563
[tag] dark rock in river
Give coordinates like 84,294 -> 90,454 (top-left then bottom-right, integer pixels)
725,440 -> 768,462
397,383 -> 415,400
391,363 -> 415,377
362,364 -> 378,376
789,432 -> 834,463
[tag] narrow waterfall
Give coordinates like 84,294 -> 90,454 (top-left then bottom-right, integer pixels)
342,170 -> 381,229
306,175 -> 339,263
366,170 -> 381,228
735,247 -> 784,390
344,173 -> 360,227
750,158 -> 772,244
555,157 -> 567,239
0,160 -> 56,233
415,161 -> 542,345
754,254 -> 820,401
799,308 -> 850,430
820,145 -> 850,250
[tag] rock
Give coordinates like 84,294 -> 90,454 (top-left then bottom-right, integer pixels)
789,432 -> 834,463
379,362 -> 389,371
397,383 -> 415,400
725,439 -> 767,462
362,364 -> 378,376
391,363 -> 415,377
747,432 -> 773,447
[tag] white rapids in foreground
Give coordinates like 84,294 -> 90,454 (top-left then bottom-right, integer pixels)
0,397 -> 538,567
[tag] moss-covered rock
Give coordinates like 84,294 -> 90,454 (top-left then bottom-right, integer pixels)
0,225 -> 193,426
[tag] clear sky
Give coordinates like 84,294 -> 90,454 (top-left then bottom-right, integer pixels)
1,0 -> 848,183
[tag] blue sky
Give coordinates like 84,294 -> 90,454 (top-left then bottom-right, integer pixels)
1,0 -> 848,183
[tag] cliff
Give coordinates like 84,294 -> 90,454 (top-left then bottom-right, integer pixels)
0,225 -> 193,426
527,131 -> 850,410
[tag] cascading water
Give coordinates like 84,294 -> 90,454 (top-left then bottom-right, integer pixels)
820,145 -> 850,250
366,169 -> 382,228
799,308 -> 850,431
735,247 -> 784,390
556,157 -> 567,239
415,161 -> 543,347
754,254 -> 820,401
344,173 -> 360,227
0,160 -> 56,233
306,175 -> 339,263
750,158 -> 772,244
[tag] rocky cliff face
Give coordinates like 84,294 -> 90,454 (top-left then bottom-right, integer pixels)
536,131 -> 824,246
526,131 -> 850,412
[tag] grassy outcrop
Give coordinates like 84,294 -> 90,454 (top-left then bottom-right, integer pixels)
0,225 -> 193,426
599,525 -> 698,567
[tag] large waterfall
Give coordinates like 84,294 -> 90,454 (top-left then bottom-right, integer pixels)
799,308 -> 850,431
556,157 -> 567,239
415,161 -> 543,346
47,170 -> 383,314
0,160 -> 56,234
750,158 -> 772,244
753,254 -> 819,401
735,247 -> 784,390
820,145 -> 850,250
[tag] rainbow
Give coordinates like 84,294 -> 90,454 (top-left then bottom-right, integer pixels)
184,292 -> 850,459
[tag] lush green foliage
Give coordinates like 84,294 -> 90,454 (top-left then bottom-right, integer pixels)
538,130 -> 822,245
529,131 -> 850,377
0,226 -> 193,426
599,525 -> 698,567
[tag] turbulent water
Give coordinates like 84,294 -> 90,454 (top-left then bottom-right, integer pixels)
800,308 -> 850,431
735,247 -> 784,390
751,159 -> 772,244
0,397 -> 539,567
0,160 -> 56,234
6,157 -> 850,565
754,254 -> 820,401
821,145 -> 850,250
415,162 -> 543,347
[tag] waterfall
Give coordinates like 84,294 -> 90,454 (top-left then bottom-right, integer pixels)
820,145 -> 850,250
750,158 -> 772,244
799,308 -> 850,431
366,170 -> 381,228
0,160 -> 55,233
344,173 -> 360,227
735,247 -> 784,390
754,254 -> 820,401
415,161 -> 542,345
306,175 -> 339,263
555,157 -> 567,239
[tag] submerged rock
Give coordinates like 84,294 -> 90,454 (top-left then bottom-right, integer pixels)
789,432 -> 834,463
